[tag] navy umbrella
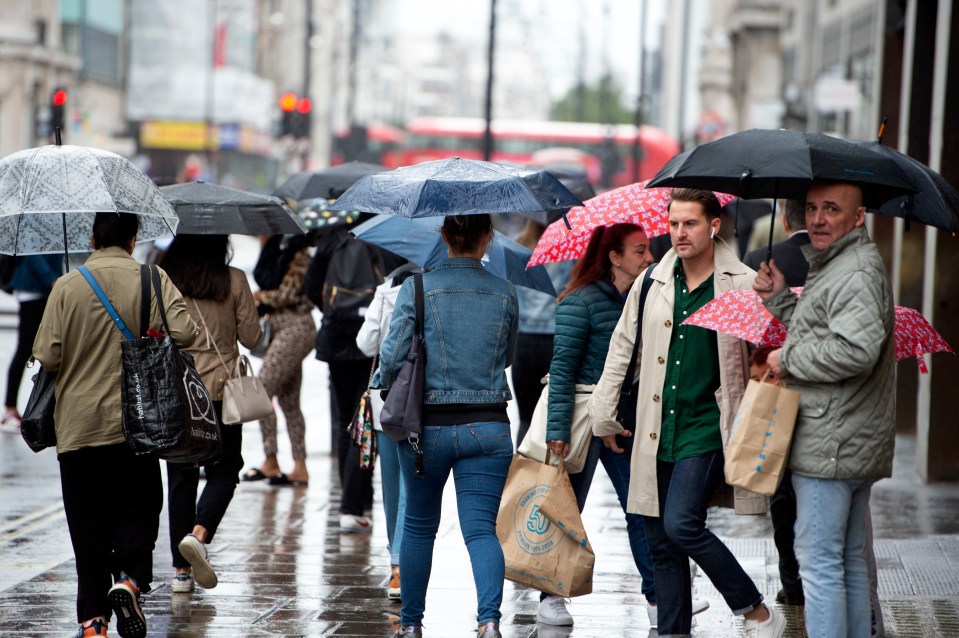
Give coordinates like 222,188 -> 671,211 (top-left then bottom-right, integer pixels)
350,215 -> 557,296
160,181 -> 306,236
330,158 -> 583,219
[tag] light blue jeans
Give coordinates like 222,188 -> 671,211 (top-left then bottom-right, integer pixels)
376,431 -> 407,564
398,422 -> 513,627
792,474 -> 875,638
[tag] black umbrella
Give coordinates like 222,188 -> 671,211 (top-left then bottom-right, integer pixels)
647,129 -> 917,210
329,158 -> 583,219
160,181 -> 307,236
273,161 -> 387,201
855,141 -> 959,233
648,128 -> 919,262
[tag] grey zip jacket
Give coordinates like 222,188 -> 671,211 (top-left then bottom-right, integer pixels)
764,226 -> 896,480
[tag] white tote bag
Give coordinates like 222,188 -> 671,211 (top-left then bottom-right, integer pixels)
517,375 -> 595,474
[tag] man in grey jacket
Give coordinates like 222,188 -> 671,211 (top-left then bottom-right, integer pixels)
755,181 -> 895,638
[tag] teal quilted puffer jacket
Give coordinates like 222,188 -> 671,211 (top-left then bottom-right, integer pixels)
546,279 -> 625,442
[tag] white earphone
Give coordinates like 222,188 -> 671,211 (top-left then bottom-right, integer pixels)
710,227 -> 717,239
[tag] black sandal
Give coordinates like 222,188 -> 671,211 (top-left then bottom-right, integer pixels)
241,468 -> 269,482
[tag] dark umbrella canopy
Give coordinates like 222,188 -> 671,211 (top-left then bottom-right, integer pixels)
329,158 -> 584,219
855,141 -> 959,232
350,214 -> 557,295
648,129 -> 917,209
273,161 -> 387,201
161,181 -> 306,235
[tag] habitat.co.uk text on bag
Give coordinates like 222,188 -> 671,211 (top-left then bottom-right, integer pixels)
496,453 -> 594,597
20,360 -> 57,452
724,372 -> 800,495
190,300 -> 274,425
379,273 -> 425,444
78,265 -> 222,464
517,375 -> 594,474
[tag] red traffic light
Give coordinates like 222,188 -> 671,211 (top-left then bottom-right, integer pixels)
296,97 -> 312,114
52,89 -> 68,106
279,92 -> 298,112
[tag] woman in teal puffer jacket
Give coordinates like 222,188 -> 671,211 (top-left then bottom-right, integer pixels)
535,223 -> 659,626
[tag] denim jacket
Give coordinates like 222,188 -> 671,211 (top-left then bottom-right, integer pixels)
375,257 -> 518,405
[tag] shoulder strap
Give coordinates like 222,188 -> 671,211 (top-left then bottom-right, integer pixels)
139,265 -> 150,337
148,265 -> 173,336
413,273 -> 424,337
191,299 -> 233,377
77,266 -> 134,340
619,263 -> 657,401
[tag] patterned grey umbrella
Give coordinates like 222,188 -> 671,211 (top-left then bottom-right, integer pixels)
0,144 -> 178,257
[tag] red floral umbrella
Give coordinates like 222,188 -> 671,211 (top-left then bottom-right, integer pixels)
683,289 -> 953,373
527,180 -> 736,267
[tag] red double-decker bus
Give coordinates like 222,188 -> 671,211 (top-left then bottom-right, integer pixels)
332,124 -> 407,169
400,116 -> 680,188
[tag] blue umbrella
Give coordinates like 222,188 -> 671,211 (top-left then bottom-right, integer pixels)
330,158 -> 583,219
351,215 -> 557,296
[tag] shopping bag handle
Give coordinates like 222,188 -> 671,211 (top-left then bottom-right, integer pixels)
543,449 -> 567,474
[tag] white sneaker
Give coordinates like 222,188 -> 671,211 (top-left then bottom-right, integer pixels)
339,514 -> 372,533
645,598 -> 709,629
0,412 -> 20,433
537,595 -> 573,626
178,534 -> 217,589
744,604 -> 786,638
171,572 -> 194,593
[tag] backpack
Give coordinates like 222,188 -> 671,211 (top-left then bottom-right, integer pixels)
0,255 -> 19,294
321,236 -> 384,321
254,235 -> 310,291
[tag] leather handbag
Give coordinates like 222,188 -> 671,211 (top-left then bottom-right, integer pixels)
249,315 -> 272,358
78,265 -> 222,464
517,375 -> 595,474
379,274 -> 425,444
191,300 -> 275,425
20,360 -> 57,452
221,355 -> 275,424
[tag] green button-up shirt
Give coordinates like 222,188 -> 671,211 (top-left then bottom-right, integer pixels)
657,259 -> 723,462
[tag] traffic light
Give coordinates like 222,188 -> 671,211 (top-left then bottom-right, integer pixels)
292,97 -> 312,138
51,87 -> 67,133
278,91 -> 297,137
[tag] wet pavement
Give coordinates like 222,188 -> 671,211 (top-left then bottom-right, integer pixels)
2,239 -> 959,637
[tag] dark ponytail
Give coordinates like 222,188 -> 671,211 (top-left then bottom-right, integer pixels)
442,214 -> 493,254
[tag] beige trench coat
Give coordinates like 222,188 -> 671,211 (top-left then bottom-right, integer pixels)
588,241 -> 766,517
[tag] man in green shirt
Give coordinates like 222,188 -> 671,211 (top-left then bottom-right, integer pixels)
589,188 -> 784,637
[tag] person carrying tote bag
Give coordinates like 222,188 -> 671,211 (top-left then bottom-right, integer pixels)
534,223 -> 667,628
32,212 -> 199,638
156,234 -> 262,596
375,215 -> 517,638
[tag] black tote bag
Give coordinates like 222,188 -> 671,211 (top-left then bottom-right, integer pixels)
380,274 -> 426,443
20,363 -> 57,452
119,266 -> 222,464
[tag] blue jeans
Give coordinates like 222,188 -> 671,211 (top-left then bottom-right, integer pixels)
569,435 -> 656,602
398,422 -> 513,627
644,451 -> 763,636
792,474 -> 874,638
376,431 -> 407,564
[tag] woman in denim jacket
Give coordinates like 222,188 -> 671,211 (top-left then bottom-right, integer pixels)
377,215 -> 518,638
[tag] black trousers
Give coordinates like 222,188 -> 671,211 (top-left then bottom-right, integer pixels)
167,402 -> 243,569
770,469 -> 803,597
59,442 -> 162,623
5,297 -> 47,408
329,359 -> 375,515
510,332 -> 554,448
